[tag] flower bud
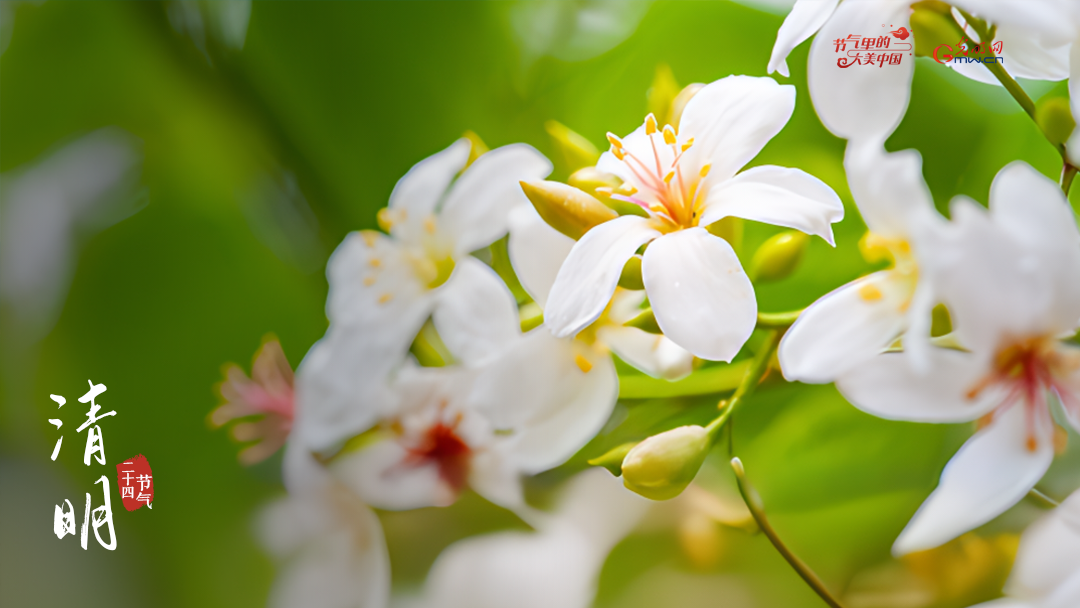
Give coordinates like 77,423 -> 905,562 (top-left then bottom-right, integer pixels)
1036,97 -> 1076,147
568,166 -> 621,195
647,64 -> 681,129
462,130 -> 490,169
588,441 -> 638,476
748,230 -> 809,283
520,179 -> 618,240
625,306 -> 661,334
668,83 -> 705,130
706,216 -> 743,254
545,120 -> 600,174
621,425 -> 711,501
910,1 -> 957,58
618,255 -> 644,290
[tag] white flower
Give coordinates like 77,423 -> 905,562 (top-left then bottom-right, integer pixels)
418,468 -> 649,608
834,162 -> 1080,555
780,140 -> 942,383
768,1 -> 1075,141
970,489 -> 1080,608
507,204 -> 695,381
543,76 -> 844,362
258,445 -> 390,608
296,139 -> 551,452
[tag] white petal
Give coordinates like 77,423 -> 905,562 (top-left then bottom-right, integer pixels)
433,257 -> 521,366
423,529 -> 599,608
468,448 -> 526,511
951,0 -> 1077,49
843,141 -> 937,239
642,228 -> 756,362
267,506 -> 389,608
768,0 -> 841,77
936,199 -> 1059,353
508,349 -> 618,474
892,404 -> 1055,555
678,75 -> 796,182
836,349 -> 1002,423
1044,572 -> 1080,608
545,216 -> 661,338
779,271 -> 909,383
807,0 -> 914,140
507,204 -> 575,308
1007,489 -> 1080,601
388,139 -> 471,243
325,230 -> 429,326
988,162 -> 1080,332
333,439 -> 451,510
700,165 -> 843,244
598,325 -> 693,380
440,144 -> 553,255
546,467 -> 651,549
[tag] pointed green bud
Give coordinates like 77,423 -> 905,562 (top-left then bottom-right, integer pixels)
930,303 -> 952,338
622,425 -> 711,501
588,441 -> 639,476
618,255 -> 644,290
462,130 -> 490,169
625,307 -> 661,334
911,1 -> 960,59
748,230 -> 809,283
669,83 -> 705,130
647,64 -> 681,128
1036,97 -> 1076,147
706,216 -> 743,255
520,180 -> 618,240
545,120 -> 600,174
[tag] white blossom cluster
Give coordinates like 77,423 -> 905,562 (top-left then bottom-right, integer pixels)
209,2 -> 1080,606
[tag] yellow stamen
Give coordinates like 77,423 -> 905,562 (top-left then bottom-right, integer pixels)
423,216 -> 436,235
378,293 -> 393,304
369,258 -> 382,268
612,146 -> 626,161
663,171 -> 675,184
363,276 -> 376,286
699,164 -> 711,178
606,133 -> 623,148
858,283 -> 883,301
663,125 -> 677,144
574,354 -> 593,373
376,208 -> 394,232
681,138 -> 694,152
645,114 -> 658,135
361,231 -> 378,247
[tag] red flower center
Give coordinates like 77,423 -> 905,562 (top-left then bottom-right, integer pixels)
405,419 -> 472,493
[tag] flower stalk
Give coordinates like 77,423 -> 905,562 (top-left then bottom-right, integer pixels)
731,457 -> 846,608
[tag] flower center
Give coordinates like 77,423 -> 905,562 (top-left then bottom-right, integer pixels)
858,231 -> 918,307
966,336 -> 1080,451
604,114 -> 709,231
403,414 -> 471,492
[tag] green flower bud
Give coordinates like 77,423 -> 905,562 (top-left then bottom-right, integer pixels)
1036,97 -> 1076,147
462,130 -> 490,169
911,1 -> 959,59
706,216 -> 743,255
621,425 -> 711,501
588,441 -> 639,476
568,166 -> 621,195
748,230 -> 809,283
520,180 -> 618,240
545,120 -> 600,174
625,306 -> 661,334
668,83 -> 705,130
647,64 -> 681,129
618,255 -> 644,290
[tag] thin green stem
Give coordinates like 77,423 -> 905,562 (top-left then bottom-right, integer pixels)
949,9 -> 1076,195
706,329 -> 781,440
1027,487 -> 1060,509
731,458 -> 846,608
757,309 -> 803,328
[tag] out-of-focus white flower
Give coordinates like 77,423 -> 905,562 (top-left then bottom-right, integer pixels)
509,0 -> 653,65
836,162 -> 1080,555
543,76 -> 843,362
767,1 -> 1075,141
167,0 -> 252,53
508,204 -> 694,380
970,489 -> 1080,608
780,140 -> 942,383
0,127 -> 143,344
296,140 -> 551,452
419,467 -> 650,608
259,446 -> 390,608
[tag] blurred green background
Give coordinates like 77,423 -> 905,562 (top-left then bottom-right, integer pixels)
2,2 -> 1078,607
